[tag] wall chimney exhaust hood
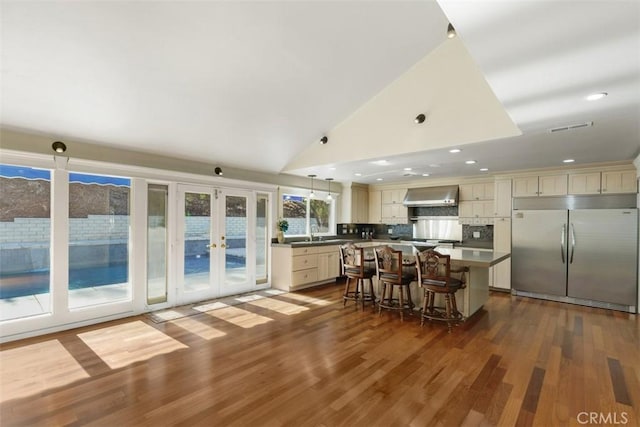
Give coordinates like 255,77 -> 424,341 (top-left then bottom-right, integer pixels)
402,185 -> 459,207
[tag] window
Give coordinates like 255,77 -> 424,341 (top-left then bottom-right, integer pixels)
256,193 -> 269,284
281,192 -> 335,236
68,172 -> 131,309
0,164 -> 51,321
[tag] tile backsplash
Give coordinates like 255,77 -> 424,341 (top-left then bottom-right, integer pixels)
462,224 -> 493,241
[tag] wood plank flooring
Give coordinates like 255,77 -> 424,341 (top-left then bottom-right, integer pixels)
1,283 -> 639,426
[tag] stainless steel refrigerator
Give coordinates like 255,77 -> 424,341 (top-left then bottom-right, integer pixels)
511,194 -> 638,312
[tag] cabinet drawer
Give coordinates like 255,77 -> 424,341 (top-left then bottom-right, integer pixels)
292,246 -> 319,256
292,254 -> 318,270
292,268 -> 318,286
316,245 -> 340,254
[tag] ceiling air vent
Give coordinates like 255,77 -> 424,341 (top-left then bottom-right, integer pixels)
549,121 -> 593,133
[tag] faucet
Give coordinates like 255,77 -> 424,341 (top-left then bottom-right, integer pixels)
309,224 -> 318,241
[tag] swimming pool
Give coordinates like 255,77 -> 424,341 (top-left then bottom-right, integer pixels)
0,254 -> 246,299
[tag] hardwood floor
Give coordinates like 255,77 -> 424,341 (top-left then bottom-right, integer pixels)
1,284 -> 639,426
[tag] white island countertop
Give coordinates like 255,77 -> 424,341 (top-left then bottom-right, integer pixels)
431,248 -> 510,268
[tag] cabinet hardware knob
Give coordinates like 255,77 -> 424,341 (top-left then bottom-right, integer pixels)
209,243 -> 217,248
221,244 -> 226,248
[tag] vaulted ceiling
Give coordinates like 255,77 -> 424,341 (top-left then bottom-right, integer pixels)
1,1 -> 638,183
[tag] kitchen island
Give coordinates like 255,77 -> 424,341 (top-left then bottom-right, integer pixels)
271,240 -> 510,318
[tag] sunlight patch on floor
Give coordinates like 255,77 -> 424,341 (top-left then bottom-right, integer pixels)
78,321 -> 187,369
193,301 -> 229,312
278,292 -> 333,306
0,339 -> 89,402
247,298 -> 309,315
205,306 -> 273,328
169,317 -> 227,340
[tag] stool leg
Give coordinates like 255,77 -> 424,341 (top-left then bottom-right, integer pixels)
378,283 -> 386,316
368,278 -> 376,312
398,285 -> 404,322
359,278 -> 365,310
406,285 -> 414,311
343,277 -> 352,307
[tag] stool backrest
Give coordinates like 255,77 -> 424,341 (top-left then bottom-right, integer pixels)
340,242 -> 364,277
374,245 -> 402,282
416,249 -> 453,288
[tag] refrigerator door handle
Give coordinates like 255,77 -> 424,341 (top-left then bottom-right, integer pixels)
561,224 -> 566,264
569,223 -> 576,264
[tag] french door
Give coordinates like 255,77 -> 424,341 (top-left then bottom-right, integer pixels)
177,184 -> 255,304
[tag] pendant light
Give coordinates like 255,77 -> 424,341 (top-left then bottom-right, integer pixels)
326,178 -> 334,200
308,174 -> 316,198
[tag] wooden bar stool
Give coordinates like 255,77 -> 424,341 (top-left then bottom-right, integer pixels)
415,249 -> 466,332
340,243 -> 376,310
374,246 -> 415,321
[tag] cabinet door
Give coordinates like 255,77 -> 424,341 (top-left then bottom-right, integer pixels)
381,190 -> 395,204
512,176 -> 539,197
492,259 -> 511,290
493,217 -> 511,251
482,183 -> 495,200
494,180 -> 512,217
393,189 -> 407,204
458,201 -> 473,218
602,170 -> 637,194
471,201 -> 486,217
568,172 -> 601,195
459,184 -> 474,201
539,174 -> 567,196
368,191 -> 382,223
327,251 -> 340,278
350,186 -> 369,223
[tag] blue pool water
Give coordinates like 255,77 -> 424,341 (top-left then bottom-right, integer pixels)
0,254 -> 245,299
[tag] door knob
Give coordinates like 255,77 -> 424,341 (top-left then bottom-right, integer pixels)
209,243 -> 217,248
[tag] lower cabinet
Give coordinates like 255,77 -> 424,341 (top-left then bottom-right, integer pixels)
272,245 -> 341,291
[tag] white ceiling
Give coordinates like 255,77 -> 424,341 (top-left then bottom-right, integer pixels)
1,1 -> 639,184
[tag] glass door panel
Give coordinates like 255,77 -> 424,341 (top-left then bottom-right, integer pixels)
177,185 -> 217,304
147,184 -> 168,305
220,190 -> 253,293
255,193 -> 269,284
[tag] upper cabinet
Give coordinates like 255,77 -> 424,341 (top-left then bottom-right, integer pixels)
459,183 -> 494,201
368,190 -> 382,224
381,189 -> 406,204
350,185 -> 369,223
494,179 -> 512,218
569,170 -> 637,195
512,174 -> 567,197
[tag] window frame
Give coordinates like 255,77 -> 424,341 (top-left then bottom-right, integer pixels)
279,187 -> 336,237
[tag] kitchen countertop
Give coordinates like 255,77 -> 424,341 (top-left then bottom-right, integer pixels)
272,240 -> 509,268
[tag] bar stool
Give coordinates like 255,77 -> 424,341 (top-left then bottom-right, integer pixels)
339,243 -> 376,310
374,246 -> 415,321
415,249 -> 466,332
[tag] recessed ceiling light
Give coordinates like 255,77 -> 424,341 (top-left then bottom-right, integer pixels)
563,159 -> 575,163
465,160 -> 477,164
403,167 -> 412,171
354,173 -> 362,176
429,164 -> 440,168
371,160 -> 389,166
586,92 -> 607,101
422,173 -> 430,177
376,178 -> 383,181
480,168 -> 489,172
449,148 -> 461,153
329,167 -> 336,171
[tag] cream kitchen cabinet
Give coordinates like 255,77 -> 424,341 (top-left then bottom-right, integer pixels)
381,189 -> 406,205
494,179 -> 512,217
458,200 -> 494,224
317,245 -> 341,281
459,183 -> 494,201
513,174 -> 567,197
491,217 -> 511,290
344,184 -> 369,223
369,190 -> 382,223
380,188 -> 407,224
568,170 -> 637,195
381,203 -> 408,224
602,170 -> 637,193
272,245 -> 340,291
